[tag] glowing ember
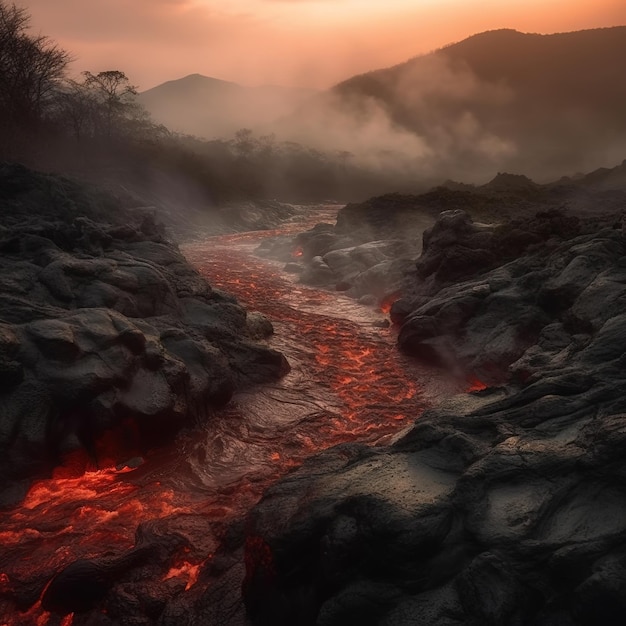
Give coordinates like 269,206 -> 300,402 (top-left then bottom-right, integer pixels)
0,207 -> 464,624
163,561 -> 203,591
22,468 -> 135,510
467,377 -> 488,392
292,246 -> 304,258
379,291 -> 402,315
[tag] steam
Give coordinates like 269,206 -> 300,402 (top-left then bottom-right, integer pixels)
274,54 -> 518,182
139,44 -> 626,191
143,56 -> 522,186
138,77 -> 316,139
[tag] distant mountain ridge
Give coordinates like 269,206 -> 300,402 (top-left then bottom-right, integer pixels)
320,26 -> 626,181
138,74 -> 317,139
337,26 -> 626,92
140,27 -> 626,183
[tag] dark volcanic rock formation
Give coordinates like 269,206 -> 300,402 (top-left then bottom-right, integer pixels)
393,208 -> 588,376
242,202 -> 626,625
258,194 -> 439,303
0,164 -> 288,506
259,164 -> 626,310
393,207 -> 626,381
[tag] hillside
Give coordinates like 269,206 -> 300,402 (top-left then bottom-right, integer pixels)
340,27 -> 626,101
138,74 -> 317,139
282,27 -> 626,183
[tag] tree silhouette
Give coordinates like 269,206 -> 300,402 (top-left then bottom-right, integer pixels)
82,70 -> 141,139
0,1 -> 70,155
232,128 -> 255,159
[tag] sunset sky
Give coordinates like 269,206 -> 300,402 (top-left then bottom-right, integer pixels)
18,0 -> 626,91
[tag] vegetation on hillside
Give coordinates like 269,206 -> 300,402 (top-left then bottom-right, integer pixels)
328,27 -> 626,180
4,2 -> 623,204
0,1 -> 419,204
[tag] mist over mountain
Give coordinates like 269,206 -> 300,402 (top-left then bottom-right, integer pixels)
138,74 -> 317,138
277,26 -> 626,183
4,3 -> 626,209
134,27 -> 626,189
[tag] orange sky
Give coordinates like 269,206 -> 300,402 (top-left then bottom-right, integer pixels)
18,0 -> 626,90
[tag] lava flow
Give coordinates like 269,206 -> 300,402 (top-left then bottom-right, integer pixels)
0,206 -> 461,625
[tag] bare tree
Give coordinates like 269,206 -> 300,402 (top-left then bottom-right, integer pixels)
232,128 -> 255,159
82,70 -> 141,139
0,2 -> 70,129
52,69 -> 165,150
52,78 -> 99,143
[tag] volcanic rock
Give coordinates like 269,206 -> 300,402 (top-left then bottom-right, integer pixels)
241,202 -> 626,625
299,256 -> 337,287
283,262 -> 303,274
0,165 -> 289,506
261,164 -> 626,313
394,211 -> 624,378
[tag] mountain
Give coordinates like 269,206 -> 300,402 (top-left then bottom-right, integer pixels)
337,27 -> 626,100
574,158 -> 626,190
281,27 -> 626,183
138,74 -> 317,139
138,29 -> 626,184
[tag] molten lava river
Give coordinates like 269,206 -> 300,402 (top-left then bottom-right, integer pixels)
0,207 -> 465,625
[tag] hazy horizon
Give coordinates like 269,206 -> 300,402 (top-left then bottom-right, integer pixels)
17,0 -> 626,91
4,1 -> 626,195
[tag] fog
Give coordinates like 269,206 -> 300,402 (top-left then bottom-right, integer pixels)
143,32 -> 626,192
272,54 -> 519,183
137,78 -> 317,140
137,55 -> 523,192
4,2 -> 626,214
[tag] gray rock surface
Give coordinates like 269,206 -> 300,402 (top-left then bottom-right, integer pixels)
242,203 -> 626,625
260,170 -> 626,311
0,165 -> 289,506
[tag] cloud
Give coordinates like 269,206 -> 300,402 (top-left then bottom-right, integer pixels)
17,0 -> 266,87
270,53 -> 519,184
21,0 -> 253,44
16,0 -> 626,91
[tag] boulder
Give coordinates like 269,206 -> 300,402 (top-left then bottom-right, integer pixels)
0,166 -> 290,506
246,312 -> 274,340
299,256 -> 337,287
241,207 -> 626,626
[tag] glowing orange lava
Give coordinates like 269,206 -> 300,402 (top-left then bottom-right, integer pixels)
163,561 -> 203,591
183,236 -> 433,454
380,291 -> 402,315
0,206 -> 461,625
467,377 -> 488,392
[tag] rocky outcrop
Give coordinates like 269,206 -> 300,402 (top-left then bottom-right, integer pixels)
242,206 -> 626,625
258,197 -> 433,303
294,240 -> 415,300
245,378 -> 626,626
0,165 -> 288,506
259,169 -> 626,310
393,209 -> 613,378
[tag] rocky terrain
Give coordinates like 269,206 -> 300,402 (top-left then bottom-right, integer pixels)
84,166 -> 299,242
262,162 -> 626,309
0,164 -> 289,507
5,158 -> 626,624
242,163 -> 626,624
